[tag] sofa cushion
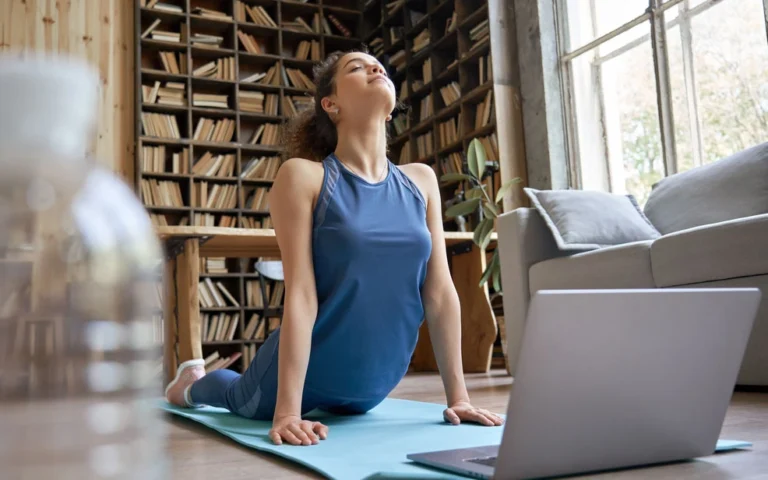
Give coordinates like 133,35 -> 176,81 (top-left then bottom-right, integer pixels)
529,240 -> 655,293
651,213 -> 768,287
644,142 -> 768,235
523,187 -> 660,252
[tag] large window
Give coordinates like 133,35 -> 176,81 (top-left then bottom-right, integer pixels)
556,0 -> 768,204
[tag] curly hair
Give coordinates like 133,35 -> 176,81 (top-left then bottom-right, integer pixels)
280,48 -> 401,162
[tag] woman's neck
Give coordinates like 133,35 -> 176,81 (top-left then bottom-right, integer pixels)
333,117 -> 388,180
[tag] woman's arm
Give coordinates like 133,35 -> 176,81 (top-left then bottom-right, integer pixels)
405,164 -> 503,427
416,165 -> 470,407
268,158 -> 323,434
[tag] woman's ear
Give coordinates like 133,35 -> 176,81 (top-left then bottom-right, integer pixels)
320,96 -> 338,115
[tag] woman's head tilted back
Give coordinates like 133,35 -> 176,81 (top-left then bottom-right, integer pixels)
282,50 -> 396,161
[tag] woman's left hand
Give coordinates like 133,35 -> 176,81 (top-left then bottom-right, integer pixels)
443,401 -> 504,426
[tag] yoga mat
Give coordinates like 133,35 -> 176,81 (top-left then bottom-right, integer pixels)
160,398 -> 752,480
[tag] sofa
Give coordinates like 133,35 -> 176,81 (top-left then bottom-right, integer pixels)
497,141 -> 768,386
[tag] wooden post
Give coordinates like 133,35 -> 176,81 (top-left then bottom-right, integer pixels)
488,0 -> 529,211
453,246 -> 497,373
175,239 -> 201,365
411,245 -> 497,373
163,258 -> 178,385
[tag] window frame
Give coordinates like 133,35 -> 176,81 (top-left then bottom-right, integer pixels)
554,0 -> 768,191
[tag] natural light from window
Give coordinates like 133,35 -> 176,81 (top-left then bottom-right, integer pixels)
558,0 -> 768,205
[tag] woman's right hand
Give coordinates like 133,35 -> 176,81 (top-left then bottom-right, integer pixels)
269,414 -> 328,446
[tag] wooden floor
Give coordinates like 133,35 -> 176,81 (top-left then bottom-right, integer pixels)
165,369 -> 768,479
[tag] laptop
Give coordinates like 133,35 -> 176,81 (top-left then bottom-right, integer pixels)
408,288 -> 761,480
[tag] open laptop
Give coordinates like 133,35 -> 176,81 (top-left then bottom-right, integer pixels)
408,288 -> 761,479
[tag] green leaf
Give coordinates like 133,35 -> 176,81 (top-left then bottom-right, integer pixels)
479,261 -> 494,288
473,218 -> 493,247
495,177 -> 523,204
467,138 -> 487,180
465,186 -> 485,200
483,203 -> 498,219
479,250 -> 500,289
473,139 -> 487,180
492,261 -> 501,292
444,198 -> 480,218
440,173 -> 472,184
480,223 -> 495,249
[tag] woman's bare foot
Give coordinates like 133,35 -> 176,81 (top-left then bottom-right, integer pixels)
165,359 -> 206,407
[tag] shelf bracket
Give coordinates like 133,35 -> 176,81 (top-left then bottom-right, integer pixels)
447,240 -> 474,257
164,235 -> 212,260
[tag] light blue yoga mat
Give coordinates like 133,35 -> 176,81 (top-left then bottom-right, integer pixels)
160,398 -> 752,480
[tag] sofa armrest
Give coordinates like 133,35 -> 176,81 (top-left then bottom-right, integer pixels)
497,207 -> 568,374
651,213 -> 768,287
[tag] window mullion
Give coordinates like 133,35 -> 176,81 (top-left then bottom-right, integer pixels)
764,0 -> 768,46
679,0 -> 704,168
650,0 -> 678,176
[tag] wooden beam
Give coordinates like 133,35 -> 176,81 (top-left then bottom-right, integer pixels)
175,239 -> 201,364
0,0 -> 135,182
410,245 -> 497,373
488,0 -> 529,211
453,246 -> 497,373
164,257 -> 178,385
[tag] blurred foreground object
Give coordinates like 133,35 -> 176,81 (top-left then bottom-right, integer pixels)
0,54 -> 167,479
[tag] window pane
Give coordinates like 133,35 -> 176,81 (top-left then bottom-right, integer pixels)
563,0 -> 650,53
567,22 -> 664,204
667,0 -> 768,171
690,0 -> 768,164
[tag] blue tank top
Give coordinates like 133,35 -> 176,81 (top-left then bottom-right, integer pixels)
302,153 -> 432,400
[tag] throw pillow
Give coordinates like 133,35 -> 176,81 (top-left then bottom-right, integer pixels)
524,187 -> 661,251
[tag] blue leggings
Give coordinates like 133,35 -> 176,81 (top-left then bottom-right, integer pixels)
189,329 -> 384,420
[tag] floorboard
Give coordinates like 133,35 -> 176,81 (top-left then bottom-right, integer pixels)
163,369 -> 768,479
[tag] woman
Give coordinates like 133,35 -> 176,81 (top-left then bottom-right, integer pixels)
165,50 -> 504,446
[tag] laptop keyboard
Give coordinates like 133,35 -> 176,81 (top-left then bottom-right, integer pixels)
467,456 -> 497,467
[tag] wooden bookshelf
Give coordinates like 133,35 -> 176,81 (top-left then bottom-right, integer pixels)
136,0 -> 363,374
135,0 -> 364,232
362,0 -> 498,234
195,256 -> 285,373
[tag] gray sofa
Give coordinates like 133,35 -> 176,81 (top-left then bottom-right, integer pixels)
497,142 -> 768,386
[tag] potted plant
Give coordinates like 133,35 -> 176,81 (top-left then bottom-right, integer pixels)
440,138 -> 522,292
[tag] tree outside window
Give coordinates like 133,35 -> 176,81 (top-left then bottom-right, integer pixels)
556,0 -> 768,205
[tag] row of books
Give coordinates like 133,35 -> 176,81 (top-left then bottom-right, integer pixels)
202,312 -> 240,342
142,112 -> 181,139
280,12 -> 352,38
199,277 -> 240,308
439,81 -> 461,106
244,186 -> 271,212
142,80 -> 186,106
192,152 -> 236,177
242,156 -> 281,180
193,57 -> 236,81
241,91 -> 279,115
235,1 -> 276,27
437,115 -> 461,150
141,179 -> 184,208
416,132 -> 434,160
193,182 -> 238,210
141,145 -> 189,174
246,280 -> 284,308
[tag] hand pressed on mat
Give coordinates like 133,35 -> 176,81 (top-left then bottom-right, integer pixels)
269,414 -> 328,446
443,401 -> 505,426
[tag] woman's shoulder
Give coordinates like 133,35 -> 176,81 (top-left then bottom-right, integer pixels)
274,157 -> 325,191
395,162 -> 437,206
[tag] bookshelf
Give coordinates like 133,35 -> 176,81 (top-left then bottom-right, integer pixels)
362,0 -> 498,235
135,0 -> 363,374
194,256 -> 285,373
135,0 -> 363,231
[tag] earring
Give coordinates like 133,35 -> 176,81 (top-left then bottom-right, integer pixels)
386,114 -> 392,121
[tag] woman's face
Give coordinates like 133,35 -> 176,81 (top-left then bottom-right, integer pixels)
325,52 -> 396,121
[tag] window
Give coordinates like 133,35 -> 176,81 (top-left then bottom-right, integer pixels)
556,0 -> 768,204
